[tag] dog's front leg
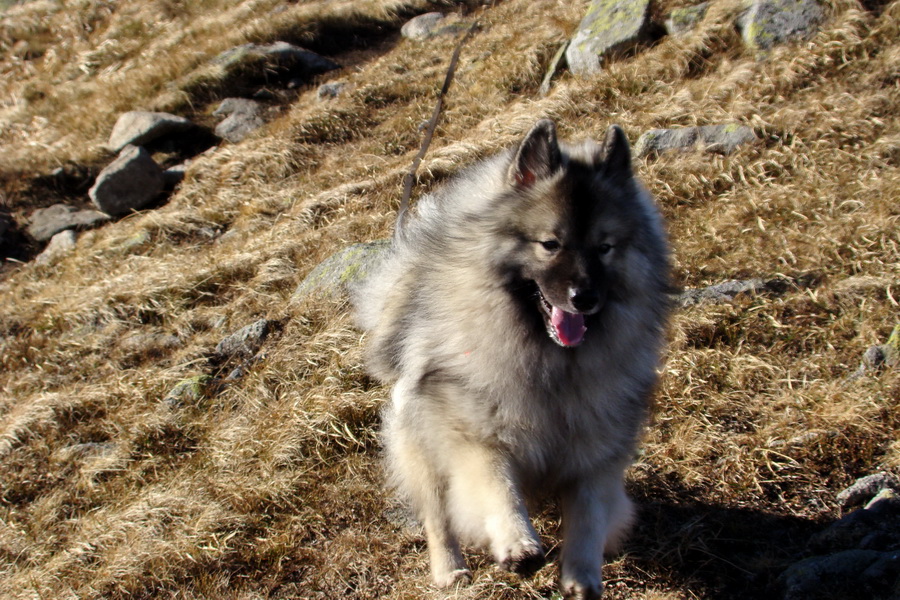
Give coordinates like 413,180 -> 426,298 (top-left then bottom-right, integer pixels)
559,475 -> 632,600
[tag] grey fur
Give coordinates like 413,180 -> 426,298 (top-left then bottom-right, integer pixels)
353,119 -> 670,599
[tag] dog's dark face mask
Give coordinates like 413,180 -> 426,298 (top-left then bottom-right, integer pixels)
506,119 -> 634,348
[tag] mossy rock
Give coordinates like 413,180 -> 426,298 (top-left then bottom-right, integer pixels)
293,239 -> 391,302
738,0 -> 826,50
565,0 -> 653,76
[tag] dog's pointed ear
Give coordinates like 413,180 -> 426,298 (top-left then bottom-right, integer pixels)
601,125 -> 633,180
508,119 -> 562,188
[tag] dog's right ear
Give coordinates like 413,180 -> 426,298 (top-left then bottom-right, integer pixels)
508,119 -> 562,188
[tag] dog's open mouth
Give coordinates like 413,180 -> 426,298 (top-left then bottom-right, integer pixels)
537,291 -> 586,348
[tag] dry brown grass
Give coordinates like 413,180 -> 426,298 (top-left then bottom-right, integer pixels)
1,0 -> 898,598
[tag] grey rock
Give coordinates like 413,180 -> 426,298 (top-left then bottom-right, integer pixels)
34,230 -> 76,265
107,111 -> 193,152
216,112 -> 266,143
665,2 -> 709,36
778,549 -> 900,600
213,41 -> 339,86
26,203 -> 109,242
213,98 -> 265,143
215,319 -> 271,358
539,40 -> 569,96
635,124 -> 757,157
293,240 -> 390,302
163,374 -> 212,409
838,473 -> 900,508
317,81 -> 348,101
676,278 -> 782,307
401,12 -> 448,40
213,97 -> 261,117
565,0 -> 653,76
89,145 -> 165,217
738,0 -> 826,50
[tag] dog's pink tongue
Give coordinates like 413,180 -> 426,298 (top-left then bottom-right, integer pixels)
551,307 -> 586,347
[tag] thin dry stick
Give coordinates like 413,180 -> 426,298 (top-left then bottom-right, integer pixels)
395,21 -> 479,240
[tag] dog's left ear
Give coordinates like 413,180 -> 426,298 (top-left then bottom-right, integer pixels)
509,119 -> 562,188
601,125 -> 633,180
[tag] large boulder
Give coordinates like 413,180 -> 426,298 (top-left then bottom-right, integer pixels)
89,145 -> 165,217
565,0 -> 653,76
107,111 -> 193,152
26,203 -> 110,242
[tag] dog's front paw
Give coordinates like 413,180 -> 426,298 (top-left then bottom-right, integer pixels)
433,568 -> 473,588
498,539 -> 545,577
561,579 -> 603,600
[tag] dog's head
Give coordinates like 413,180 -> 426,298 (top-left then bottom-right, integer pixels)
502,119 -> 659,348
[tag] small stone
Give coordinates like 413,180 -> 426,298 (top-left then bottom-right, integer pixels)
215,319 -> 271,358
26,203 -> 110,242
89,145 -> 165,217
837,473 -> 900,508
213,98 -> 265,143
317,81 -> 348,101
107,111 -> 193,152
635,124 -> 757,157
401,12 -> 448,40
35,230 -> 76,265
163,374 -> 213,409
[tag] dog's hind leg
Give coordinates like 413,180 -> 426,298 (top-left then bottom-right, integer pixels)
558,472 -> 633,600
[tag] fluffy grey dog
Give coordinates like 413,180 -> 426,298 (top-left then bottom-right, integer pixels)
353,119 -> 670,599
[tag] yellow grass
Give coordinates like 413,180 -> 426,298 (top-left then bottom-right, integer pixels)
1,0 -> 898,598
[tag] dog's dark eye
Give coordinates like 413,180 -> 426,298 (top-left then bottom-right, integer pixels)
540,240 -> 561,252
598,243 -> 613,255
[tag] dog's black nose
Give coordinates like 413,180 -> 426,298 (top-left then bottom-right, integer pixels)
570,288 -> 600,313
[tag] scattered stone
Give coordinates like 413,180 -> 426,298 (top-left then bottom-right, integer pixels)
675,278 -> 788,307
400,12 -> 447,40
852,326 -> 900,377
107,111 -> 193,152
738,0 -> 826,51
293,240 -> 391,302
163,374 -> 213,409
213,98 -> 266,143
778,549 -> 900,600
34,229 -> 76,265
838,473 -> 900,508
89,145 -> 165,217
634,124 -> 757,157
213,41 -> 339,89
539,40 -> 569,96
317,81 -> 349,101
665,2 -> 709,36
565,0 -> 653,76
25,203 -> 109,242
215,319 -> 271,359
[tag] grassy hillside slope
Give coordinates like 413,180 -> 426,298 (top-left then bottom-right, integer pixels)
1,0 -> 898,598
